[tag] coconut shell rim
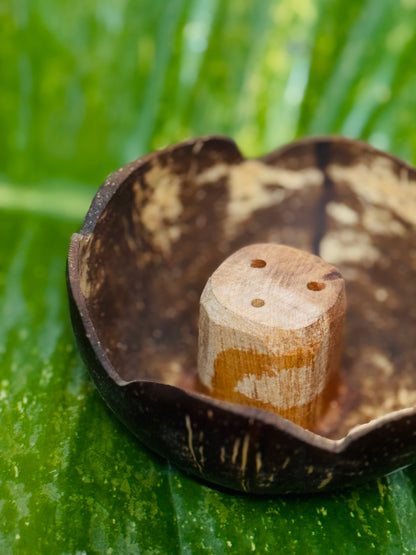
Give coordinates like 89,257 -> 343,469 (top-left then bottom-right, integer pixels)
67,134 -> 416,458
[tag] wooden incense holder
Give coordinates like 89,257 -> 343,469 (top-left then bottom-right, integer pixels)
67,135 -> 416,495
198,244 -> 346,430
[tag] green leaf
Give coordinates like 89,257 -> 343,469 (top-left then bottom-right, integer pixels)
2,0 -> 416,553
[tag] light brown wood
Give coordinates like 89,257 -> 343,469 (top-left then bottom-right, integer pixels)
198,244 -> 346,430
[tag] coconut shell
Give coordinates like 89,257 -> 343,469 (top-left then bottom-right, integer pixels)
67,136 -> 416,494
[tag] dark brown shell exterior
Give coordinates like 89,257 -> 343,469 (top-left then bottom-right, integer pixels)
67,136 -> 416,494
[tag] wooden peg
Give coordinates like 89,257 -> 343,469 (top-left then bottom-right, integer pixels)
197,244 -> 346,430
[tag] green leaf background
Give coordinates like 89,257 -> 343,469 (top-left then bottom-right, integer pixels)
2,0 -> 416,553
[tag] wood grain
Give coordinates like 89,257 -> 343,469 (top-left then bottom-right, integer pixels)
198,244 -> 346,430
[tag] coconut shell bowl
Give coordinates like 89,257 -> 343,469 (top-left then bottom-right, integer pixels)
67,136 -> 416,494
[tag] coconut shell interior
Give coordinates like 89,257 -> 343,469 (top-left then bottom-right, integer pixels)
75,136 -> 416,440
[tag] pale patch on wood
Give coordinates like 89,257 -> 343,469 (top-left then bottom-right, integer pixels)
199,445 -> 205,466
240,434 -> 250,492
341,346 -> 416,431
326,202 -> 359,226
196,160 -> 323,238
328,161 -> 416,227
362,205 -> 406,236
318,471 -> 333,489
256,452 -> 262,473
371,351 -> 394,377
241,434 -> 250,473
369,387 -> 416,417
234,363 -> 328,410
133,164 -> 183,254
375,288 -> 389,302
320,230 -> 380,266
78,237 -> 93,300
185,415 -> 202,472
231,438 -> 241,464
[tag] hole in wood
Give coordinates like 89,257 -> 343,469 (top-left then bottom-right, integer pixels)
250,259 -> 266,268
307,281 -> 326,291
251,298 -> 265,307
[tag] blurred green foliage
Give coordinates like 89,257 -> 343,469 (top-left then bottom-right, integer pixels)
3,0 -> 416,191
2,0 -> 416,553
